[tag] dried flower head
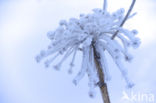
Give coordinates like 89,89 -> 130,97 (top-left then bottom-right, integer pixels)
36,4 -> 140,97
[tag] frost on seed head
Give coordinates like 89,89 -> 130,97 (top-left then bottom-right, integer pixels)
36,7 -> 140,97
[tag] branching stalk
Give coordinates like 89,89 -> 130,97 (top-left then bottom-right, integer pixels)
93,44 -> 110,103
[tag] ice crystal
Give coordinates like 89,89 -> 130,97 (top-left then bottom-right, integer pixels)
36,7 -> 140,97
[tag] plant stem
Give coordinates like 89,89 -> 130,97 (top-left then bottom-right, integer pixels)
93,45 -> 110,103
111,0 -> 136,40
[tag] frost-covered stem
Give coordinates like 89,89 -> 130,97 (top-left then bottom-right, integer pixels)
92,44 -> 110,103
111,0 -> 136,39
103,0 -> 107,12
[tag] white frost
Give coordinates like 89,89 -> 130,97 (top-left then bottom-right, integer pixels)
36,7 -> 140,97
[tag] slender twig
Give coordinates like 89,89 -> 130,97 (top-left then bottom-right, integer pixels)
111,0 -> 136,40
92,43 -> 110,103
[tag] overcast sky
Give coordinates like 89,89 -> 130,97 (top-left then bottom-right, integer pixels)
0,0 -> 156,103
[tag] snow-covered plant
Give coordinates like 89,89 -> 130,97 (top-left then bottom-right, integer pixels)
36,0 -> 140,101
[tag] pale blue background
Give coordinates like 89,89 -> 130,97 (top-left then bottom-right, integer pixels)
0,0 -> 156,103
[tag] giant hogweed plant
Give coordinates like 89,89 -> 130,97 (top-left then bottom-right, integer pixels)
36,0 -> 140,103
